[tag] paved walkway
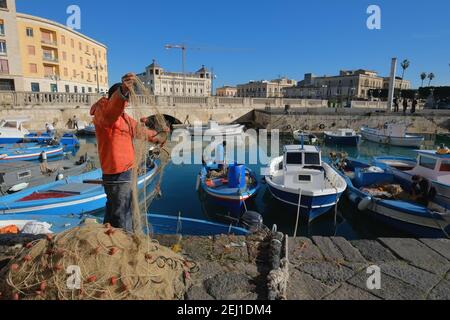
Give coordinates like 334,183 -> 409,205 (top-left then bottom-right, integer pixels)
288,237 -> 450,300
1,234 -> 449,300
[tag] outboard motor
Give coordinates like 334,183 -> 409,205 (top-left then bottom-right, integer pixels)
56,173 -> 64,181
240,211 -> 263,232
40,151 -> 48,162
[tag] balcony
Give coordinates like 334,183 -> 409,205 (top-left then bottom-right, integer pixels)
43,55 -> 59,64
41,39 -> 58,47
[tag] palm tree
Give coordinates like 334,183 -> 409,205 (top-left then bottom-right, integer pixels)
428,72 -> 435,86
400,59 -> 410,79
420,72 -> 427,87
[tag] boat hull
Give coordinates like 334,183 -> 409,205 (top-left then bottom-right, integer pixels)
266,183 -> 343,222
0,165 -> 159,216
361,128 -> 424,148
0,146 -> 64,162
324,133 -> 361,146
342,159 -> 450,238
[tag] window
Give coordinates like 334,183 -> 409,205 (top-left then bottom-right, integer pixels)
73,69 -> 76,77
304,153 -> 320,165
81,87 -> 85,93
440,160 -> 450,172
44,65 -> 54,77
80,57 -> 83,65
298,175 -> 311,182
0,40 -> 6,54
419,156 -> 437,170
50,84 -> 57,92
286,153 -> 302,165
63,68 -> 68,76
0,0 -> 6,9
71,39 -> 74,48
88,87 -> 92,93
29,63 -> 37,73
26,28 -> 34,37
72,54 -> 75,63
31,82 -> 40,92
0,59 -> 8,74
62,51 -> 67,61
74,86 -> 78,93
79,42 -> 82,50
61,35 -> 66,45
65,85 -> 70,93
27,45 -> 35,55
0,20 -> 4,35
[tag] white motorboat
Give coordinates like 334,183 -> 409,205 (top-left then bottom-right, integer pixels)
265,145 -> 347,222
361,123 -> 424,148
187,121 -> 244,136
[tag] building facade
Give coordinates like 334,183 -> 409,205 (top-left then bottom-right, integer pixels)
237,78 -> 296,98
216,86 -> 237,97
138,60 -> 212,97
0,0 -> 108,93
284,70 -> 411,100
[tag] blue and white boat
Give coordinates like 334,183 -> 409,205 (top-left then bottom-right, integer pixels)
335,158 -> 450,238
197,163 -> 260,213
361,123 -> 424,148
0,163 -> 159,216
0,213 -> 249,236
324,129 -> 361,146
24,133 -> 80,148
0,144 -> 64,162
373,149 -> 450,211
265,145 -> 347,222
0,116 -> 31,144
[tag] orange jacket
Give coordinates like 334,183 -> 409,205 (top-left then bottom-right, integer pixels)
90,88 -> 158,175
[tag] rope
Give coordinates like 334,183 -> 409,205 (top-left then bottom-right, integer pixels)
293,189 -> 302,237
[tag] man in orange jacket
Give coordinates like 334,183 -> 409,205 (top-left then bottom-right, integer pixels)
90,73 -> 166,232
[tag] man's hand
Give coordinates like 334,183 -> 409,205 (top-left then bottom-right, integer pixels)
121,73 -> 136,94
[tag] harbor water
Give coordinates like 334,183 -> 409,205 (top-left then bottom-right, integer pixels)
74,133 -> 443,240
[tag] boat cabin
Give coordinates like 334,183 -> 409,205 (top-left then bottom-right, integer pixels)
0,116 -> 31,136
380,123 -> 407,137
331,129 -> 357,137
410,150 -> 450,184
281,145 -> 325,189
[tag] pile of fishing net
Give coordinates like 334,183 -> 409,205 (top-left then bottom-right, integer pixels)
0,221 -> 195,300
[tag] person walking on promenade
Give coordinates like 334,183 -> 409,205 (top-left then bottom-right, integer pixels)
90,73 -> 168,232
403,98 -> 408,115
393,97 -> 399,112
411,98 -> 418,114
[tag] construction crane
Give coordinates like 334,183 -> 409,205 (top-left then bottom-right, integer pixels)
165,43 -> 250,95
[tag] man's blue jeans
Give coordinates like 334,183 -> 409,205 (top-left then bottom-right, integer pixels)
103,169 -> 133,233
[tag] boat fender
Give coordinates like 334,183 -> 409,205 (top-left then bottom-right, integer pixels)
358,197 -> 372,211
195,174 -> 201,192
319,124 -> 325,130
8,182 -> 29,193
56,173 -> 64,181
40,151 -> 47,161
240,211 -> 263,232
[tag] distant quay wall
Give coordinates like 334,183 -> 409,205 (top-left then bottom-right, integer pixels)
0,91 -> 449,133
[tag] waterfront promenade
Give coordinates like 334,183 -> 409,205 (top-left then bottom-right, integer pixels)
1,233 -> 449,300
1,91 -> 450,134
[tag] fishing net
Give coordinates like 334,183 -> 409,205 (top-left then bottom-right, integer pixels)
0,76 -> 189,301
0,221 -> 196,300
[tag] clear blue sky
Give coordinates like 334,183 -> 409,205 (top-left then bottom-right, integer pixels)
17,0 -> 450,88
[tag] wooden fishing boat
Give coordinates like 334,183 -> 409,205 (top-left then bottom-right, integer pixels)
292,130 -> 318,145
0,213 -> 249,236
0,157 -> 92,194
0,144 -> 64,162
335,158 -> 450,238
0,162 -> 159,216
197,163 -> 260,214
361,123 -> 424,148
